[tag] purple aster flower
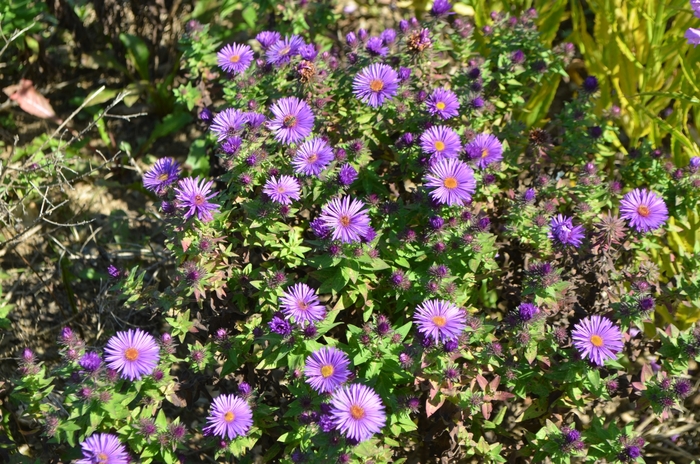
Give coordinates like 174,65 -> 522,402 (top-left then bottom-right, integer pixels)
381,28 -> 396,45
413,299 -> 467,342
304,346 -> 351,393
687,27 -> 700,46
398,66 -> 411,81
256,31 -> 281,49
279,283 -> 326,324
424,158 -> 477,206
244,112 -> 266,129
310,217 -> 332,239
220,136 -> 242,155
199,107 -> 213,124
352,63 -> 399,108
430,0 -> 452,16
346,32 -> 357,48
268,97 -> 315,145
217,43 -> 254,74
79,352 -> 102,372
269,315 -> 292,336
549,214 -> 586,248
203,394 -> 253,439
365,37 -> 388,56
330,384 -> 386,442
419,125 -> 462,160
522,188 -> 536,203
174,177 -> 220,222
143,157 -> 180,194
689,156 -> 700,172
692,0 -> 700,18
582,76 -> 599,93
358,28 -> 368,41
299,44 -> 318,61
107,265 -> 121,279
425,88 -> 460,120
319,196 -> 372,243
263,176 -> 301,205
511,49 -> 526,64
292,138 -> 334,176
211,108 -> 247,142
571,315 -> 623,366
338,164 -> 358,186
619,189 -> 668,233
465,133 -> 503,169
266,35 -> 304,66
76,433 -> 129,464
104,328 -> 160,381
517,303 -> 540,322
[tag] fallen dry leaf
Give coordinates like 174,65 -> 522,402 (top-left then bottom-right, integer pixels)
3,79 -> 57,120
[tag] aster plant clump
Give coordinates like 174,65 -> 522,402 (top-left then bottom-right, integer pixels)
11,1 -> 700,463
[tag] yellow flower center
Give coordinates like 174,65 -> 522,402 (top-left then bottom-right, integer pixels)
308,153 -> 318,163
443,177 -> 458,189
277,186 -> 286,193
481,148 -> 489,158
350,404 -> 365,420
434,141 -> 445,151
280,46 -> 291,56
194,194 -> 205,206
124,347 -> 139,362
97,453 -> 109,464
229,55 -> 240,63
298,300 -> 309,311
637,205 -> 650,217
436,101 -> 446,110
321,364 -> 334,378
157,173 -> 169,181
590,335 -> 604,347
432,316 -> 447,327
340,215 -> 351,227
370,79 -> 384,92
224,411 -> 235,422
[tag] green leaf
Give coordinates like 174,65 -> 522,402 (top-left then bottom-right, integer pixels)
119,33 -> 150,80
185,138 -> 210,177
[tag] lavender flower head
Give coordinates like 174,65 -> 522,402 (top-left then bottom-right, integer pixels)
304,346 -> 351,393
424,158 -> 477,206
571,315 -> 623,366
353,63 -> 399,107
465,133 -> 503,169
266,35 -> 304,66
430,0 -> 452,16
414,299 -> 467,342
420,125 -> 462,160
425,88 -> 460,120
268,97 -> 315,145
211,108 -> 247,142
76,433 -> 129,464
143,157 -> 180,194
338,164 -> 358,186
203,394 -> 253,439
292,138 -> 334,176
619,188 -> 668,233
263,176 -> 301,205
279,283 -> 326,324
549,214 -> 585,248
517,303 -> 540,322
319,196 -> 372,243
365,37 -> 388,56
329,384 -> 386,442
79,352 -> 102,373
217,43 -> 254,74
256,31 -> 281,49
104,328 -> 160,381
174,177 -> 220,222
